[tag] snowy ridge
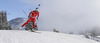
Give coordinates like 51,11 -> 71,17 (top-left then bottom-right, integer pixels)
9,18 -> 28,30
0,30 -> 99,43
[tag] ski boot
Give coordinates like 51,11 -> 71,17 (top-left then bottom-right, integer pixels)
17,26 -> 23,30
31,28 -> 35,32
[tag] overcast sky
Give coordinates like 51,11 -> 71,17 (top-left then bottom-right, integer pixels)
39,0 -> 100,32
1,0 -> 100,33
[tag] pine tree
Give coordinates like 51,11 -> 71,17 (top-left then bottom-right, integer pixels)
0,11 -> 12,30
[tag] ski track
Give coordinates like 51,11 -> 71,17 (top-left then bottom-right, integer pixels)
0,30 -> 99,43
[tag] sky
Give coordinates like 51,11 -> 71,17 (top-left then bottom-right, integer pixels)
0,0 -> 40,21
39,0 -> 100,33
1,0 -> 100,33
39,0 -> 100,32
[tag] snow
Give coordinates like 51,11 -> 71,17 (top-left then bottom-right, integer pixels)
0,30 -> 99,43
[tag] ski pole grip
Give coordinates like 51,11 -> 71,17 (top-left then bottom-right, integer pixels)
39,4 -> 40,6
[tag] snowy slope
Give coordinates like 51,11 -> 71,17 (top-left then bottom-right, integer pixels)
0,30 -> 99,43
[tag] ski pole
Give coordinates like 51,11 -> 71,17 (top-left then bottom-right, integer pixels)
23,10 -> 28,17
37,4 -> 40,8
30,9 -> 32,11
36,4 -> 40,9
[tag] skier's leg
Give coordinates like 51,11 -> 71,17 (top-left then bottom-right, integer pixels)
33,19 -> 36,28
31,19 -> 36,32
29,21 -> 34,30
35,24 -> 38,30
33,22 -> 38,30
22,18 -> 32,27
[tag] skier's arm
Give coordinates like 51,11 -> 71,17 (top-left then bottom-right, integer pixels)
37,12 -> 39,19
29,12 -> 32,17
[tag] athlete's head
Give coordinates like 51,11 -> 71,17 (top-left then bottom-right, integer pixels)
35,8 -> 39,12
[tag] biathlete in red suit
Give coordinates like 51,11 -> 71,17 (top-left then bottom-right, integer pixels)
22,10 -> 39,28
18,8 -> 39,31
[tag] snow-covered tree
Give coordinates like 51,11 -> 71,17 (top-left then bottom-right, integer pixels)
53,29 -> 59,33
79,27 -> 100,39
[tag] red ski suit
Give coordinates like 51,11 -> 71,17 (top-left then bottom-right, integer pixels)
22,11 -> 39,28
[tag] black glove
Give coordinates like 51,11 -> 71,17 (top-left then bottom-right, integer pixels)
37,18 -> 38,21
28,16 -> 30,18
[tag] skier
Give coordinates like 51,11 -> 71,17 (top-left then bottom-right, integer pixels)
18,8 -> 39,32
